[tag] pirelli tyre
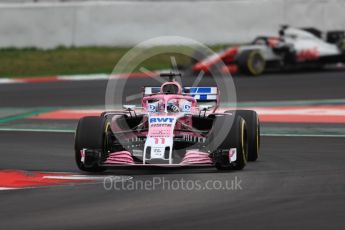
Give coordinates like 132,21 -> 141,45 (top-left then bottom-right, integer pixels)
237,50 -> 266,76
225,110 -> 260,161
74,116 -> 108,172
210,115 -> 248,170
339,39 -> 345,61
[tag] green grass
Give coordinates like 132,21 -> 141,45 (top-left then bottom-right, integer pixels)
0,45 -> 233,78
0,47 -> 133,77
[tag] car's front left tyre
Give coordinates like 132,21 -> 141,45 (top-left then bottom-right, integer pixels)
225,110 -> 260,161
209,115 -> 247,171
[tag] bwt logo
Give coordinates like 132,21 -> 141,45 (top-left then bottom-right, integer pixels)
150,117 -> 174,123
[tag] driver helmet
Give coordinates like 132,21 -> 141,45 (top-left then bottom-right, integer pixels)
167,99 -> 192,113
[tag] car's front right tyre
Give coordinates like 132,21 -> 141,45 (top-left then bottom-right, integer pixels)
74,116 -> 107,172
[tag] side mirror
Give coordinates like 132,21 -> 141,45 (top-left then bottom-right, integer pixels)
123,105 -> 136,110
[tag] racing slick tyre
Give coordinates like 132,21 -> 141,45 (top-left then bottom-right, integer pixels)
74,116 -> 108,172
211,115 -> 247,170
225,110 -> 260,161
237,50 -> 266,76
339,39 -> 345,61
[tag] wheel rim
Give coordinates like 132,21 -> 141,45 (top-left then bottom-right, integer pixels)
248,52 -> 265,75
241,120 -> 248,163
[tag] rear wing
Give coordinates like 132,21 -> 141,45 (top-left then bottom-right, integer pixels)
184,87 -> 218,101
143,87 -> 219,102
143,87 -> 160,96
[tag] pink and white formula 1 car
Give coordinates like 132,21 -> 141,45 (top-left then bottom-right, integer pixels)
74,73 -> 260,172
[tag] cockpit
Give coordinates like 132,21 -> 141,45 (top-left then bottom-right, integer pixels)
143,96 -> 195,114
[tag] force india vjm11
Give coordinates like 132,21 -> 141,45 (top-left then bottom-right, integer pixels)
74,73 -> 260,172
192,26 -> 345,76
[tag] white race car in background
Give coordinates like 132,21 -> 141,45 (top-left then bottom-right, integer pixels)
192,26 -> 345,76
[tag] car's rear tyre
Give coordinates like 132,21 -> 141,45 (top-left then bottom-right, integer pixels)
339,39 -> 345,61
74,116 -> 107,172
237,50 -> 266,76
225,110 -> 260,161
211,115 -> 247,170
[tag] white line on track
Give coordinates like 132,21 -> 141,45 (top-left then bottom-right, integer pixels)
0,128 -> 75,133
57,74 -> 109,81
0,187 -> 22,190
261,133 -> 345,138
42,175 -> 132,181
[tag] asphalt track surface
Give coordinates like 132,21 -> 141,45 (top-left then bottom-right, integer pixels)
1,70 -> 345,107
1,71 -> 345,229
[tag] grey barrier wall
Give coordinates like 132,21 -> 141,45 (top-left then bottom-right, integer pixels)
0,0 -> 344,48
